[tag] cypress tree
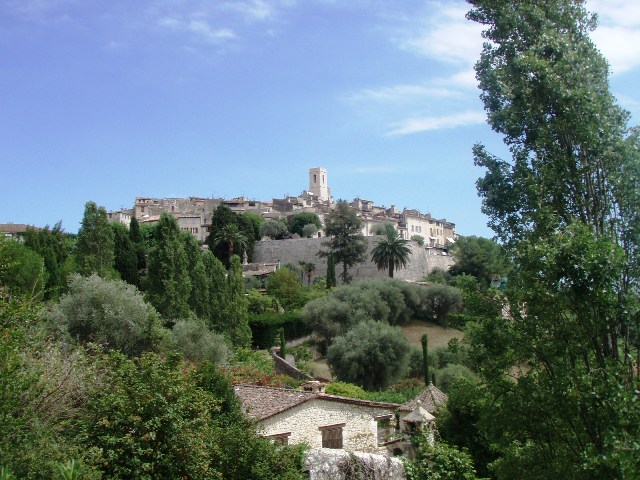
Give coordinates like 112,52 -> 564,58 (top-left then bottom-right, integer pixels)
111,222 -> 139,286
225,255 -> 251,348
76,201 -> 115,278
326,252 -> 336,289
145,213 -> 191,322
421,334 -> 429,386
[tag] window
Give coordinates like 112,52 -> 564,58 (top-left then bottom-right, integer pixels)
266,432 -> 291,446
320,423 -> 344,449
376,415 -> 396,445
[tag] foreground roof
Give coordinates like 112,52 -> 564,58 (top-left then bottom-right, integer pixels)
399,384 -> 447,413
234,384 -> 400,421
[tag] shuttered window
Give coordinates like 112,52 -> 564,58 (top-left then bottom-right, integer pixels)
320,423 -> 345,449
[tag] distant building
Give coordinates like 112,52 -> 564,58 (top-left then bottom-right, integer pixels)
0,223 -> 37,242
106,167 -> 457,245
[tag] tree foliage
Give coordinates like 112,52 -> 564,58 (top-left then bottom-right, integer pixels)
145,213 -> 192,321
462,0 -> 640,477
46,274 -> 163,357
23,222 -> 71,300
288,212 -> 322,237
448,236 -> 507,288
0,237 -> 47,301
111,222 -> 139,286
75,201 -> 115,278
259,218 -> 289,240
326,320 -> 410,390
207,205 -> 255,267
267,267 -> 301,308
322,200 -> 366,284
370,224 -> 412,278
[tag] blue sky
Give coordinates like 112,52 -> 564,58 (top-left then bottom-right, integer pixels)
2,0 -> 639,236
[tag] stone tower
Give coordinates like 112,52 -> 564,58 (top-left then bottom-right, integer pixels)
309,167 -> 331,201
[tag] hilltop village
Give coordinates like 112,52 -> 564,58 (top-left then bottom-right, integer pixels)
106,167 -> 457,249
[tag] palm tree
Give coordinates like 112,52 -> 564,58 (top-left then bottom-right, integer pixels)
212,224 -> 248,264
370,224 -> 411,278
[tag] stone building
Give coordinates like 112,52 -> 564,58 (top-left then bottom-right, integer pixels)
234,383 -> 400,453
105,167 -> 457,249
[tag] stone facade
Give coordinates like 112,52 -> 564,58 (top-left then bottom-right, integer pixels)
253,237 -> 454,282
258,397 -> 395,453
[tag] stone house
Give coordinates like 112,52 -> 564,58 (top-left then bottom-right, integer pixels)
0,223 -> 36,242
234,383 -> 401,453
235,382 -> 448,455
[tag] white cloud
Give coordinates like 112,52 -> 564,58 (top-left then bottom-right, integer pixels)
347,84 -> 458,103
400,2 -> 483,66
188,20 -> 236,43
587,0 -> 640,74
221,0 -> 276,21
387,111 -> 485,136
158,16 -> 236,44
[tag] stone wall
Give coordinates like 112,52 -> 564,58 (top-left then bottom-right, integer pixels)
259,398 -> 396,453
253,237 -> 454,282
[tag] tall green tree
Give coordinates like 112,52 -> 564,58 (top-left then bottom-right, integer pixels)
288,212 -> 322,237
207,205 -> 256,267
75,201 -> 114,278
463,0 -> 640,477
224,255 -> 251,347
145,213 -> 191,321
448,236 -> 507,288
23,222 -> 70,300
322,200 -> 366,284
370,224 -> 411,278
111,222 -> 139,286
326,252 -> 337,288
128,216 -> 147,277
212,224 -> 248,265
201,251 -> 229,332
0,237 -> 48,300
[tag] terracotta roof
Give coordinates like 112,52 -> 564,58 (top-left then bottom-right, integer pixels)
234,385 -> 400,421
399,384 -> 447,413
0,223 -> 36,234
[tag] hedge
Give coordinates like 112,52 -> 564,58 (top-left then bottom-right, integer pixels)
249,310 -> 312,349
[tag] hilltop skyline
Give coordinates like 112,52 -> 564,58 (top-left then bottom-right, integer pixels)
2,0 -> 639,236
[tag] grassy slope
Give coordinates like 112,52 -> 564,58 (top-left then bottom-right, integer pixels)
308,321 -> 464,380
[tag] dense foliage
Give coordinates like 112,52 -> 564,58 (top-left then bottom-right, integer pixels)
449,0 -> 640,477
327,320 -> 410,390
322,200 -> 366,284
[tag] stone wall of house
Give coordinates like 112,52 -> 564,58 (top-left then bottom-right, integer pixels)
253,237 -> 454,282
259,398 -> 395,453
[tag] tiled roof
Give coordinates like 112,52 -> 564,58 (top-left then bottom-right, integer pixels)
399,384 -> 448,413
234,385 -> 400,421
0,224 -> 36,234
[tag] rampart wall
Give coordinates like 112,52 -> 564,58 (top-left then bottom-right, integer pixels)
253,237 -> 454,282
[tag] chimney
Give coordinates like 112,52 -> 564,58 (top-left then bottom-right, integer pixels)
302,381 -> 326,394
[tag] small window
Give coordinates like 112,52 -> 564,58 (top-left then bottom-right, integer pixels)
266,432 -> 291,446
376,416 -> 395,445
320,423 -> 344,449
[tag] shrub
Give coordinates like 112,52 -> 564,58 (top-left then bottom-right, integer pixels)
46,274 -> 164,357
169,317 -> 230,364
324,381 -> 368,399
248,310 -> 311,349
267,267 -> 301,308
424,283 -> 463,327
302,223 -> 319,238
327,321 -> 410,390
259,219 -> 289,240
436,364 -> 479,393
